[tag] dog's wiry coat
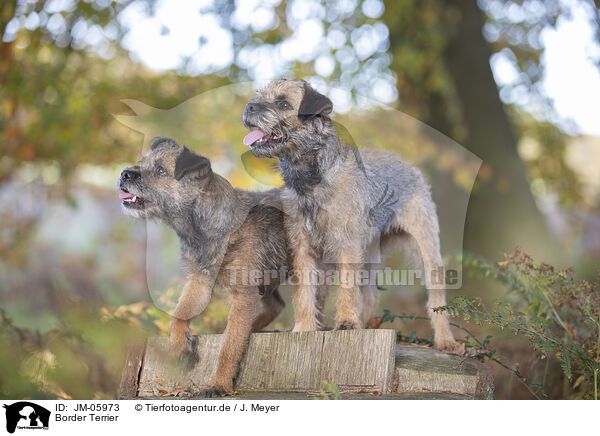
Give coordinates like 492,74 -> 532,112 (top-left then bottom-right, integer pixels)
119,137 -> 290,396
242,78 -> 459,351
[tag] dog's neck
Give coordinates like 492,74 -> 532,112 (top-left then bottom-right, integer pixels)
168,178 -> 241,273
279,149 -> 323,196
279,118 -> 345,196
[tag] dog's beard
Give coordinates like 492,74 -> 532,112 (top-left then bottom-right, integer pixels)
121,202 -> 147,219
119,185 -> 154,219
245,129 -> 286,157
247,137 -> 283,158
243,110 -> 330,161
243,111 -> 296,157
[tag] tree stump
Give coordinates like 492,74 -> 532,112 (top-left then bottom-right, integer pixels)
119,330 -> 494,399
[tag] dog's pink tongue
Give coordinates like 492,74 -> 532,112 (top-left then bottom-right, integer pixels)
243,130 -> 265,146
119,192 -> 134,199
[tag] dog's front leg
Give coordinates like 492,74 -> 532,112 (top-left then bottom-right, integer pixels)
291,233 -> 321,332
170,272 -> 214,355
203,289 -> 261,397
335,245 -> 364,330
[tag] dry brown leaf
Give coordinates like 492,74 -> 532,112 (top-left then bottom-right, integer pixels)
160,388 -> 188,397
573,375 -> 585,389
368,317 -> 382,329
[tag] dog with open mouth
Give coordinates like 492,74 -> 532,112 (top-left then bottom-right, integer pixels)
242,78 -> 460,352
119,136 -> 291,396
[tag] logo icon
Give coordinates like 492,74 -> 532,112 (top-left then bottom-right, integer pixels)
2,402 -> 50,434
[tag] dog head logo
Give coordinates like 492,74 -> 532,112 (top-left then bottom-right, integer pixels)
2,402 -> 50,434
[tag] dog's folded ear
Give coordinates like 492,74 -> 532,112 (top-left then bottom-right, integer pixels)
150,136 -> 179,151
175,146 -> 212,181
298,83 -> 333,123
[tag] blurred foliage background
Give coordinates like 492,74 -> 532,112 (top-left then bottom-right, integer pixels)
1,0 -> 600,399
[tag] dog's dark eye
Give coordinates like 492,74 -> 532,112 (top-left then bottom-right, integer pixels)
155,166 -> 167,177
277,100 -> 292,111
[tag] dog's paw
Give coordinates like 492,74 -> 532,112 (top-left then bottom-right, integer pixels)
185,333 -> 197,353
179,335 -> 200,370
169,334 -> 187,355
433,339 -> 465,355
292,321 -> 320,332
201,385 -> 232,398
169,319 -> 191,354
335,322 -> 358,330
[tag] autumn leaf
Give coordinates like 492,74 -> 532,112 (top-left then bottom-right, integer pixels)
160,388 -> 187,397
368,317 -> 382,329
572,376 -> 585,389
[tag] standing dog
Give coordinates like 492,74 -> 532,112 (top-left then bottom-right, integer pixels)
242,78 -> 458,351
119,137 -> 290,396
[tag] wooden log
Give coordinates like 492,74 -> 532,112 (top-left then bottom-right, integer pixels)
136,329 -> 397,396
394,345 -> 494,399
140,391 -> 472,400
120,331 -> 495,399
118,344 -> 146,399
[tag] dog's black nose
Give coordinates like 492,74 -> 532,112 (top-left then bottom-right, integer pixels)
246,102 -> 261,113
120,169 -> 139,181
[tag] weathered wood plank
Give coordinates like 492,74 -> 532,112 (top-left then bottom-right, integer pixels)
141,391 -> 472,400
236,331 -> 324,391
137,330 -> 397,396
118,344 -> 146,399
394,345 -> 494,399
129,332 -> 494,399
320,329 -> 395,393
137,335 -> 225,397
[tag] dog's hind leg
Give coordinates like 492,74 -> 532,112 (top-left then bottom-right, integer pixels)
360,275 -> 380,327
360,232 -> 407,327
310,262 -> 330,328
203,289 -> 261,397
394,194 -> 460,352
316,280 -> 330,329
360,246 -> 381,327
252,286 -> 285,331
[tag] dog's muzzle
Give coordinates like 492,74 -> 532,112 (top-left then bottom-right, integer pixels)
242,102 -> 263,128
120,168 -> 139,184
119,168 -> 146,209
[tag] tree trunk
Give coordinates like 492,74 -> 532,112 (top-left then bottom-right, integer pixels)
386,0 -> 562,264
442,0 -> 562,263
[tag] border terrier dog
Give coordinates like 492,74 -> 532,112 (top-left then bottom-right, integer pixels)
119,136 -> 290,396
242,78 -> 459,351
